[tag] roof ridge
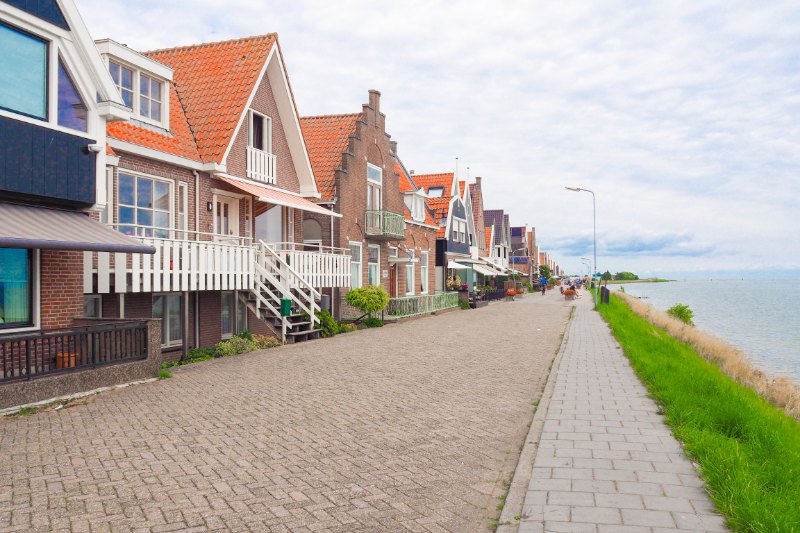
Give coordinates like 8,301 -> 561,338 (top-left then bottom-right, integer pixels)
144,33 -> 277,55
300,112 -> 363,121
170,79 -> 202,159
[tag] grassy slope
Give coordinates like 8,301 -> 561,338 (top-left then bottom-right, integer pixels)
598,295 -> 800,533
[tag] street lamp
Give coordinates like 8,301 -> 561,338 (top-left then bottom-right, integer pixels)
566,187 -> 597,307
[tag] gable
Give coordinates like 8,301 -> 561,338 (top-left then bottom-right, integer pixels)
300,113 -> 360,201
4,0 -> 68,30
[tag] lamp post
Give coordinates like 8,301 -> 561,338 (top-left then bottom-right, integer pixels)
566,187 -> 597,307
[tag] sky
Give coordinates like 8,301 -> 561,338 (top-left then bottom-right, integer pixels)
75,0 -> 800,279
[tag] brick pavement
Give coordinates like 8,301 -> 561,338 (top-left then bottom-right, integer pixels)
519,293 -> 728,533
0,291 -> 570,533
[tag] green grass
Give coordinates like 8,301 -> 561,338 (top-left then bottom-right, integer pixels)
598,295 -> 800,532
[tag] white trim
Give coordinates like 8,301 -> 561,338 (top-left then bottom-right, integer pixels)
211,188 -> 246,200
367,243 -> 380,286
95,39 -> 173,81
108,138 -> 223,172
349,241 -> 362,289
420,251 -> 429,294
152,293 -> 183,348
248,109 -> 272,153
116,169 -> 175,237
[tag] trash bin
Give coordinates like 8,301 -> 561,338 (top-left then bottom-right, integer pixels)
320,293 -> 331,311
280,298 -> 292,317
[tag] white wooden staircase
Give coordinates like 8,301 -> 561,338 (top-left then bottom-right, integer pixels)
244,241 -> 322,343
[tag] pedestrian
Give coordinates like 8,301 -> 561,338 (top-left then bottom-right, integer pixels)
540,276 -> 547,295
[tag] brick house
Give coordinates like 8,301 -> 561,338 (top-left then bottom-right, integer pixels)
300,91 -> 439,320
84,34 -> 348,351
0,0 -> 162,391
484,209 -> 512,272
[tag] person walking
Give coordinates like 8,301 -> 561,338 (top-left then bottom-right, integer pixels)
540,276 -> 547,295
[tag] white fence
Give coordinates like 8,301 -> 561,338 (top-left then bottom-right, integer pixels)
268,243 -> 350,289
247,146 -> 276,184
84,238 -> 254,294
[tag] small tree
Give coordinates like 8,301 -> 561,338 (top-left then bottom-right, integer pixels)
345,286 -> 389,318
602,270 -> 612,281
667,303 -> 695,326
539,264 -> 551,279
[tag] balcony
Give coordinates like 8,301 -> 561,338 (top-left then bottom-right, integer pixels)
265,242 -> 351,289
364,210 -> 405,241
246,146 -> 276,184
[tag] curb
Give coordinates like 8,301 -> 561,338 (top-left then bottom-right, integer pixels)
497,305 -> 575,532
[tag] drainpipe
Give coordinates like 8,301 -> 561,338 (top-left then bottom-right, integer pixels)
192,170 -> 200,242
330,193 -> 337,319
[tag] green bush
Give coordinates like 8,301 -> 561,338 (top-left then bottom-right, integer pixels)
361,317 -> 384,328
345,286 -> 389,315
237,329 -> 254,341
457,299 -> 471,310
337,323 -> 357,334
161,347 -> 214,368
253,334 -> 282,349
522,281 -> 533,293
667,303 -> 695,326
214,336 -> 257,357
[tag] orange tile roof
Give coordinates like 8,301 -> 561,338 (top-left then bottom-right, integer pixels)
145,34 -> 277,163
107,83 -> 201,161
300,114 -> 360,201
413,172 -> 453,192
458,180 -> 466,197
485,229 -> 492,250
396,162 -> 416,192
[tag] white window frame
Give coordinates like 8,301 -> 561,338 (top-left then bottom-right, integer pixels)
367,244 -> 380,286
389,246 -> 398,258
117,170 -> 175,238
248,110 -> 273,153
420,252 -> 429,294
349,241 -> 362,289
177,182 -> 188,240
367,163 -> 382,211
139,72 -> 163,122
153,293 -> 182,348
405,250 -> 415,296
107,58 -> 168,129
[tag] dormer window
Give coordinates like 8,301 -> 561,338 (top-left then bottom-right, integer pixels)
249,111 -> 272,152
109,61 -> 133,108
139,74 -> 162,121
428,187 -> 444,198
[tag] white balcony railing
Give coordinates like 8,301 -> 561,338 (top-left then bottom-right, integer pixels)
266,242 -> 351,289
247,146 -> 276,184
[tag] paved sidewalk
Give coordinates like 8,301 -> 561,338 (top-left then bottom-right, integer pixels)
1,293 -> 570,532
519,294 -> 728,533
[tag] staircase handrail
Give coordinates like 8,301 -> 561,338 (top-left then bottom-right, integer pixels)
258,241 -> 322,300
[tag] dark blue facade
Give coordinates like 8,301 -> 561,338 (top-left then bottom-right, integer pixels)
3,0 -> 69,30
0,116 -> 97,207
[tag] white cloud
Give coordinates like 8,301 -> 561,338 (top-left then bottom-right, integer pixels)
76,0 -> 800,277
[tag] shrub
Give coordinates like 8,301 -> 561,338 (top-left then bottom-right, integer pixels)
523,281 -> 533,292
337,323 -> 357,334
237,329 -> 254,341
458,299 -> 471,310
667,303 -> 695,326
253,334 -> 282,349
361,317 -> 384,328
315,309 -> 339,338
345,286 -> 389,316
214,336 -> 257,357
161,347 -> 214,368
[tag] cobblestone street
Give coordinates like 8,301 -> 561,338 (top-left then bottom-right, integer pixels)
1,293 -> 570,532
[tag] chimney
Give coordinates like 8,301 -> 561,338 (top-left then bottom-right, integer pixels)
368,89 -> 381,113
475,176 -> 482,190
409,170 -> 415,175
389,140 -> 397,156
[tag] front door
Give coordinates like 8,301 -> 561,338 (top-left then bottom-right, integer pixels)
389,265 -> 397,297
215,196 -> 239,241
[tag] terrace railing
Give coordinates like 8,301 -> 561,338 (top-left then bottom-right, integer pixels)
385,292 -> 460,318
246,146 -> 277,184
479,289 -> 507,302
364,210 -> 406,240
1,320 -> 149,383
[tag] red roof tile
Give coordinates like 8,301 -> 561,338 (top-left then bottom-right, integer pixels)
485,229 -> 492,251
299,114 -> 360,201
107,83 -> 201,161
416,172 -> 454,228
396,162 -> 416,192
458,180 -> 466,197
145,34 -> 277,163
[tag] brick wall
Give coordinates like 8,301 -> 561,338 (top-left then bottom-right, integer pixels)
39,250 -> 84,329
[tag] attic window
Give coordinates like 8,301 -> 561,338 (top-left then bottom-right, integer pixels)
108,60 -> 167,127
427,187 -> 444,198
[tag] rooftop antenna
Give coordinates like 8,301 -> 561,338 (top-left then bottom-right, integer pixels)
467,166 -> 470,181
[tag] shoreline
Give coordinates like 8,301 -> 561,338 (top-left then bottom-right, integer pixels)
604,278 -> 672,284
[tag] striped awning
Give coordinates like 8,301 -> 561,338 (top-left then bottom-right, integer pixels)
0,202 -> 155,253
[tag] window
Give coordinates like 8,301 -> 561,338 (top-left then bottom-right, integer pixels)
367,245 -> 380,286
139,73 -> 162,121
420,252 -> 429,294
405,250 -> 414,296
57,59 -> 87,132
153,294 -> 181,347
249,111 -> 272,152
427,187 -> 444,198
221,291 -> 234,339
236,294 -> 247,334
118,173 -> 172,238
178,182 -> 188,239
109,61 -> 133,108
0,22 -> 47,119
0,249 -> 33,329
389,247 -> 398,258
367,163 -> 382,211
83,295 -> 101,318
349,242 -> 362,289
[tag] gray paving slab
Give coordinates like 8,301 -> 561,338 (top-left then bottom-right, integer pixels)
0,291 -> 570,532
519,293 -> 728,532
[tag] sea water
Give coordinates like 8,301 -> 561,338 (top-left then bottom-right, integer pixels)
618,280 -> 800,381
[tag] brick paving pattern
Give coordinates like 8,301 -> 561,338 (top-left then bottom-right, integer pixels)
1,293 -> 570,532
519,294 -> 728,532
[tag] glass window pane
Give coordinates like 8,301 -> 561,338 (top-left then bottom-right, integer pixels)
119,174 -> 135,205
368,246 -> 379,263
350,263 -> 361,289
137,209 -> 152,226
151,80 -> 161,100
251,114 -> 264,150
152,296 -> 164,318
150,101 -> 161,121
121,88 -> 133,108
236,297 -> 247,333
137,178 -> 152,208
350,244 -> 361,262
154,211 -> 169,228
140,75 -> 150,97
119,206 -> 135,224
154,182 -> 169,210
140,97 -> 150,117
57,59 -> 88,132
120,65 -> 133,90
367,164 -> 382,184
0,23 -> 47,119
109,62 -> 119,82
221,292 -> 232,335
0,248 -> 32,327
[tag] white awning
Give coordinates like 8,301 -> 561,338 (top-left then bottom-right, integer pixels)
218,175 -> 341,218
473,264 -> 499,276
446,260 -> 471,269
